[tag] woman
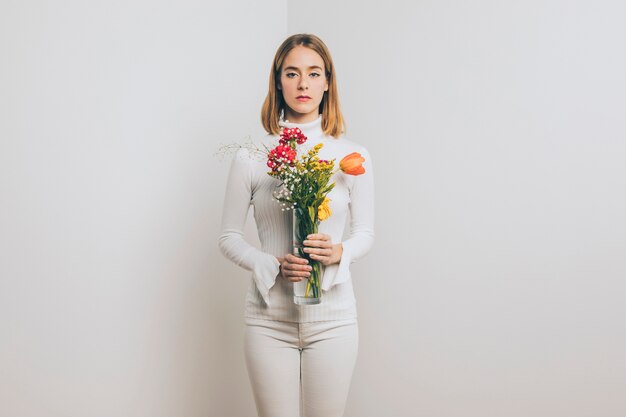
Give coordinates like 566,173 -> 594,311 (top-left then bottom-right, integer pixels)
219,33 -> 374,417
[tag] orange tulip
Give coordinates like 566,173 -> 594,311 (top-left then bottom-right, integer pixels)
339,152 -> 366,176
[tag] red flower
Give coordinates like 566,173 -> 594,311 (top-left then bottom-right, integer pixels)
278,145 -> 296,162
267,159 -> 279,171
267,144 -> 297,171
279,127 -> 307,145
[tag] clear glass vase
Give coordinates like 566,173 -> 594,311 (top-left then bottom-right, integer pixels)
292,207 -> 323,305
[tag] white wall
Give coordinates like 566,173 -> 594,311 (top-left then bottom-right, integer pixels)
289,1 -> 626,417
0,1 -> 285,416
2,1 -> 625,417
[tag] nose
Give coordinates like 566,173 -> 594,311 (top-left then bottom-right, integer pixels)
298,76 -> 308,90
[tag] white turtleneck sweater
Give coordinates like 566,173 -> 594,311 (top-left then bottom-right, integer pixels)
218,114 -> 374,323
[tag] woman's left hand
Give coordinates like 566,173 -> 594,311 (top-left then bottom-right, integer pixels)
303,233 -> 343,266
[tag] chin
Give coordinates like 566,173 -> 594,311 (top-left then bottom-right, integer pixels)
295,104 -> 319,113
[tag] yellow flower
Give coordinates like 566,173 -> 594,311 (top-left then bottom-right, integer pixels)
318,197 -> 332,221
308,143 -> 324,157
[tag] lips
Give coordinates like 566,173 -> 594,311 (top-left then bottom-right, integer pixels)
296,95 -> 311,101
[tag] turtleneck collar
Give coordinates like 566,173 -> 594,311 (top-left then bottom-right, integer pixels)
279,113 -> 324,141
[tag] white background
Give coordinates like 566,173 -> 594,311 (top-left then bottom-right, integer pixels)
1,1 -> 625,416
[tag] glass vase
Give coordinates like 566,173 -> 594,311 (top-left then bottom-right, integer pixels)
292,206 -> 323,305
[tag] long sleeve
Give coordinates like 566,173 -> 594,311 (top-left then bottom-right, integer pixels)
218,148 -> 281,306
321,146 -> 375,291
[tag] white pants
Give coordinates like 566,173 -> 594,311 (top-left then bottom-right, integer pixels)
244,317 -> 359,417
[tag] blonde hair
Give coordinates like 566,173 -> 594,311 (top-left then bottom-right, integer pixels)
261,33 -> 345,138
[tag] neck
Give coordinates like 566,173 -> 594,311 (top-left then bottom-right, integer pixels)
283,109 -> 320,124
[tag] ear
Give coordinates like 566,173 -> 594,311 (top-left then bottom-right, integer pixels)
324,79 -> 329,91
277,82 -> 282,91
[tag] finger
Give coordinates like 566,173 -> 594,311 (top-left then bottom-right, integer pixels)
302,238 -> 332,248
285,253 -> 309,264
310,255 -> 330,265
309,251 -> 331,259
303,247 -> 332,256
305,233 -> 330,242
284,263 -> 312,273
287,269 -> 311,277
282,259 -> 312,271
282,267 -> 311,280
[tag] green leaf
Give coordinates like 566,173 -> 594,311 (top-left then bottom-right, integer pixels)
308,206 -> 316,222
321,183 -> 335,195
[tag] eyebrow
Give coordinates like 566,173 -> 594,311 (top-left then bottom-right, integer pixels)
283,65 -> 323,72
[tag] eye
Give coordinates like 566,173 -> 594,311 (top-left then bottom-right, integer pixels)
286,72 -> 297,78
310,73 -> 320,77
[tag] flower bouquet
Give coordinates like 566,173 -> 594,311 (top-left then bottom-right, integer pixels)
267,127 -> 365,305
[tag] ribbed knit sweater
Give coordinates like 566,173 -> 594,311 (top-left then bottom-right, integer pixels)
218,114 -> 374,322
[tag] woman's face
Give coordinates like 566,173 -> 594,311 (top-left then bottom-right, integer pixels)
278,45 -> 329,124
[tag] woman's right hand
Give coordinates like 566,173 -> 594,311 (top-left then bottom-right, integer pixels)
277,254 -> 311,282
